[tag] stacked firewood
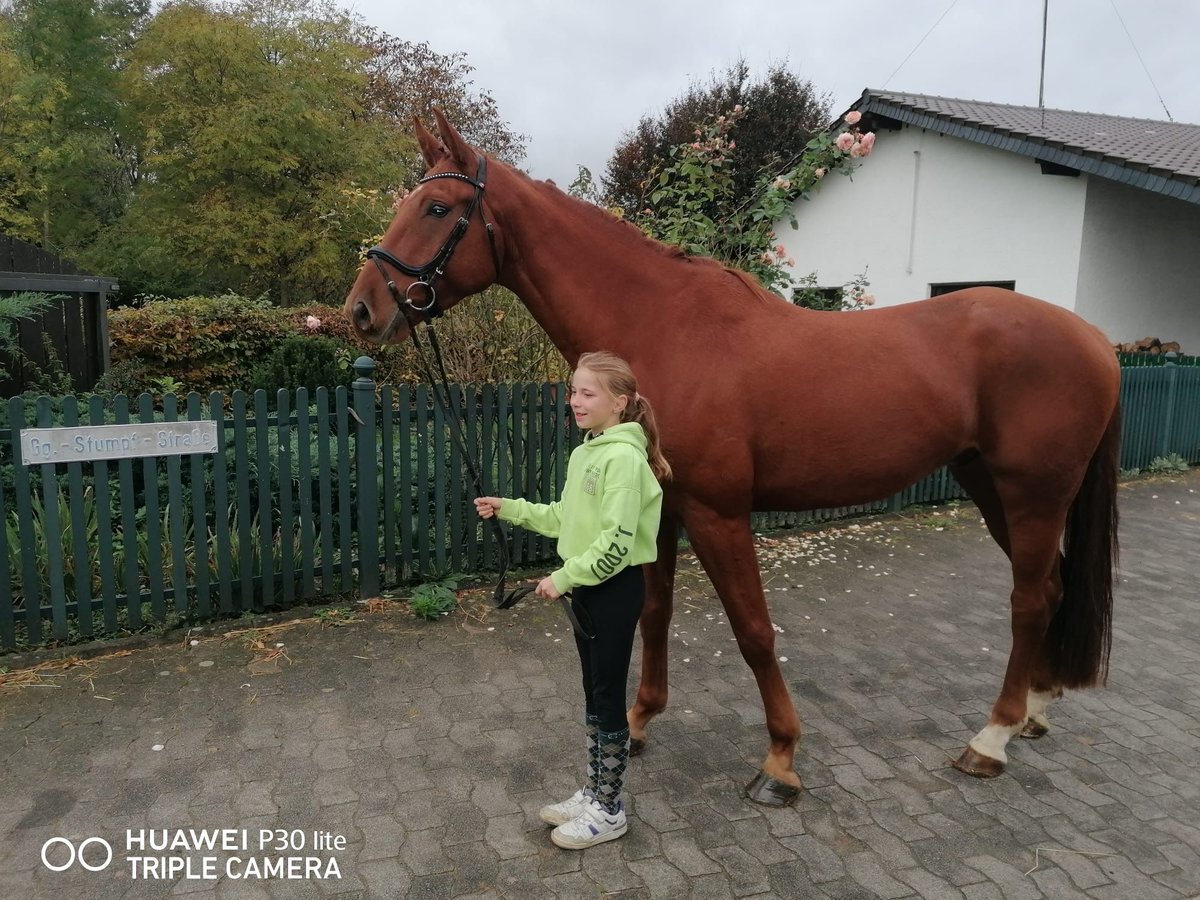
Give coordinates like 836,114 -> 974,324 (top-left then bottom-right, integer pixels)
1114,337 -> 1183,355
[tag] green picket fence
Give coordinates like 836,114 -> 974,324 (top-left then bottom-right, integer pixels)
1,361 -> 1196,651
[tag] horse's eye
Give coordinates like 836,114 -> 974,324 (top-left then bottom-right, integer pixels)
428,202 -> 450,218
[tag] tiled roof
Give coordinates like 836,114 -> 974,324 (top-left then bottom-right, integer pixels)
849,89 -> 1200,204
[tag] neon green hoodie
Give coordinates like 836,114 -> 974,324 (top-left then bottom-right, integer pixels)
498,422 -> 663,593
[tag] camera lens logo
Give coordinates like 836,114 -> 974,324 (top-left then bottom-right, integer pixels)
41,837 -> 113,872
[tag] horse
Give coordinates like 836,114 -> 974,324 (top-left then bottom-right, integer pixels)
345,110 -> 1121,807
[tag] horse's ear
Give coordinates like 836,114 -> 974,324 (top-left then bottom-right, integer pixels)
414,115 -> 446,168
432,107 -> 477,171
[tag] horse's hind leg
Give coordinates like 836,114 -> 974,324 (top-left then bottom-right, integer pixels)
954,506 -> 1066,777
683,503 -> 801,806
628,511 -> 679,755
950,455 -> 1065,742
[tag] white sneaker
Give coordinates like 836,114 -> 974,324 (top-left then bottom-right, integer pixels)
550,797 -> 627,849
539,789 -> 591,827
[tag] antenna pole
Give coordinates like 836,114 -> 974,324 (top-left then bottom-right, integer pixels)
1038,0 -> 1049,108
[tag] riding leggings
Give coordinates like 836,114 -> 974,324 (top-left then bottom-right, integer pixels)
572,564 -> 645,733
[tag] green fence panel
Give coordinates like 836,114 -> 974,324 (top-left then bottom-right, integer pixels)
353,362 -> 378,597
36,397 -> 68,640
210,391 -> 233,615
296,388 -> 316,599
0,456 -> 12,648
335,386 -> 352,592
398,384 -> 413,581
316,387 -> 334,593
379,385 -> 396,583
187,393 -> 212,618
91,395 -> 118,633
415,385 -> 430,576
162,395 -> 187,616
62,397 -> 93,639
432,388 -> 447,573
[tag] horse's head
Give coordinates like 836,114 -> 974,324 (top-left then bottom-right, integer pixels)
345,109 -> 503,343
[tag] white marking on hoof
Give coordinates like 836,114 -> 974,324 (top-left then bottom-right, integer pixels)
1025,689 -> 1054,730
968,722 -> 1024,765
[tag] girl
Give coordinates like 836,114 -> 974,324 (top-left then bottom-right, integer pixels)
475,351 -> 671,850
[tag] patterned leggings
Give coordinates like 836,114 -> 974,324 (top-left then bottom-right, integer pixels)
574,564 -> 643,813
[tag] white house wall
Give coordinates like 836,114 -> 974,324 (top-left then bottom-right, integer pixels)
780,126 -> 1088,312
1075,179 -> 1200,351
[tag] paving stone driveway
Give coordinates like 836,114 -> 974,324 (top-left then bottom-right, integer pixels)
1,472 -> 1198,900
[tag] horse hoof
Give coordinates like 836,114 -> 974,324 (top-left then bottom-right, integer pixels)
628,737 -> 646,757
1020,720 -> 1049,740
952,746 -> 1005,778
744,771 -> 802,807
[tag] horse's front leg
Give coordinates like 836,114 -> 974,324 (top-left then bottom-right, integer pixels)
684,503 -> 802,806
628,511 -> 679,755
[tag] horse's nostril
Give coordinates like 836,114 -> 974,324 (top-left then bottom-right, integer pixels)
353,301 -> 371,330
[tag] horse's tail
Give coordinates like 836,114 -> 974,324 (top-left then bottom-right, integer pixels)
1045,401 -> 1121,688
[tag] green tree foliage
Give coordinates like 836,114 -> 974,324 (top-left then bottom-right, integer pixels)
603,58 -> 831,216
0,290 -> 53,383
0,0 -> 148,254
89,0 -> 407,305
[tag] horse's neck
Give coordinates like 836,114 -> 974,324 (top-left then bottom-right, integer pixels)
495,175 -> 695,362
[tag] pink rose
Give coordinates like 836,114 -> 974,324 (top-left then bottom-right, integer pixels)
813,167 -> 826,179
859,132 -> 876,153
860,294 -> 876,306
306,315 -> 322,330
850,142 -> 867,158
835,132 -> 855,152
845,111 -> 862,125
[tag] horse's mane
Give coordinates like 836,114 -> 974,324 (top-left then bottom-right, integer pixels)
511,166 -> 773,306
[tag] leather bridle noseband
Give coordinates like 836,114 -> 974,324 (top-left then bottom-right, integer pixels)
365,154 -> 502,341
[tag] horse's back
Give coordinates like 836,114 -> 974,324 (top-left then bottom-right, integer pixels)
698,286 -> 1121,510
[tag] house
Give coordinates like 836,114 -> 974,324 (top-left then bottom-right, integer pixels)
778,89 -> 1200,352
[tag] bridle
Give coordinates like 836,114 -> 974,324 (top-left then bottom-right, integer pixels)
365,153 -> 502,341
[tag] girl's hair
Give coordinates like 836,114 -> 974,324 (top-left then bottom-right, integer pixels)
576,350 -> 672,481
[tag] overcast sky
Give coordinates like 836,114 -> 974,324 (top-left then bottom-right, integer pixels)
348,0 -> 1199,186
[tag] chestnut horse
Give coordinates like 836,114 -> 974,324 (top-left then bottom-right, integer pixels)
345,111 -> 1120,806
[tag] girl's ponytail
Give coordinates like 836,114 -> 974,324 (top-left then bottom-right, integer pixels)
627,395 -> 672,482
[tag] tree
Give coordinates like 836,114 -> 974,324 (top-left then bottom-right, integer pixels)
0,0 -> 149,256
357,26 -> 526,184
603,58 -> 830,216
92,0 -> 409,304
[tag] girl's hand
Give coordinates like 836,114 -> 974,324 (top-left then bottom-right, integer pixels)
535,576 -> 561,600
474,497 -> 502,519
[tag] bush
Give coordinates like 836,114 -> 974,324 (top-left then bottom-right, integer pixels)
248,334 -> 352,392
109,294 -> 291,394
1146,454 -> 1190,474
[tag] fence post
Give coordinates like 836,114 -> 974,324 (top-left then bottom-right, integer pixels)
353,357 -> 380,597
1160,354 -> 1179,458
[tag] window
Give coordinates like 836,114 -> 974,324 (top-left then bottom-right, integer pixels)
929,280 -> 1015,297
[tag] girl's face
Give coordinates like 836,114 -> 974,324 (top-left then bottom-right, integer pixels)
570,367 -> 626,433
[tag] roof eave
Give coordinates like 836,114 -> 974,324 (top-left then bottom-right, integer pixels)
861,97 -> 1200,206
